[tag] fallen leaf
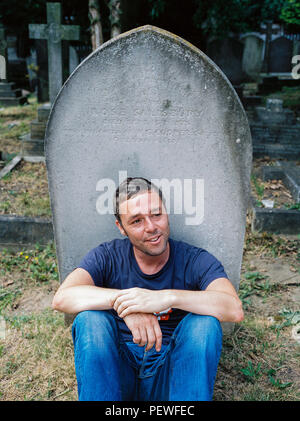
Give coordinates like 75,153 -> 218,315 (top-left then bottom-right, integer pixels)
3,279 -> 14,287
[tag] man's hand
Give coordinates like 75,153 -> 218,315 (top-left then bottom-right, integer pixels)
123,313 -> 163,352
112,287 -> 173,318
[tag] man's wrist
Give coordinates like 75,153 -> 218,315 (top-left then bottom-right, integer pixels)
161,289 -> 177,309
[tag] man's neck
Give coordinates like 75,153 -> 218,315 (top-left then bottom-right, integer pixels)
133,242 -> 170,275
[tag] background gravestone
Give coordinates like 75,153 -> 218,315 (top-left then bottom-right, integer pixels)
241,34 -> 264,79
45,26 -> 252,323
206,37 -> 246,85
268,36 -> 293,73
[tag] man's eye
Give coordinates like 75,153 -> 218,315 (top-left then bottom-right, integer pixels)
132,219 -> 141,224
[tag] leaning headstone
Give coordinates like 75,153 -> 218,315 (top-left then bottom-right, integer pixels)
45,26 -> 252,330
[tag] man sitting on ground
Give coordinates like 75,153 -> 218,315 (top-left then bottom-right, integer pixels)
52,177 -> 244,401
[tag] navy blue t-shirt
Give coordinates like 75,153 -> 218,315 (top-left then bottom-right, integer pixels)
77,238 -> 227,344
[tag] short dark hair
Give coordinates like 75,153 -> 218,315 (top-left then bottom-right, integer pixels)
114,177 -> 165,224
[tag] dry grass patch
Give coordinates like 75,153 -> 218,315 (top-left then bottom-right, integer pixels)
0,96 -> 39,155
0,310 -> 77,401
0,160 -> 51,218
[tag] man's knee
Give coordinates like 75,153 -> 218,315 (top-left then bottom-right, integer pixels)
175,314 -> 222,348
72,310 -> 118,345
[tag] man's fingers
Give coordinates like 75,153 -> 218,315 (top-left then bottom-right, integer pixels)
132,328 -> 141,345
145,326 -> 156,351
111,289 -> 134,307
139,326 -> 147,347
119,305 -> 141,318
153,321 -> 163,352
114,299 -> 135,315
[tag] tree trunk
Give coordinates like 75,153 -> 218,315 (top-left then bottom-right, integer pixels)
109,0 -> 122,38
88,0 -> 104,50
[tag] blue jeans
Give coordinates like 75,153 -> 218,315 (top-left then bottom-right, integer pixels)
71,310 -> 222,401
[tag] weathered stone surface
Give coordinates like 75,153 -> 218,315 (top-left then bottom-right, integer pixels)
0,96 -> 28,106
30,119 -> 48,139
21,134 -> 45,156
252,207 -> 300,234
0,79 -> 28,105
37,103 -> 51,122
0,82 -> 16,92
0,215 -> 53,245
45,26 -> 252,296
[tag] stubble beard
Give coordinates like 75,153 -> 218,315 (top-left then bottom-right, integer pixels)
122,225 -> 170,257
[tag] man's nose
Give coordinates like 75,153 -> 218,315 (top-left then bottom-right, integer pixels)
144,217 -> 156,232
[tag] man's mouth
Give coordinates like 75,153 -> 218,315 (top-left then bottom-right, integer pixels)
146,235 -> 161,243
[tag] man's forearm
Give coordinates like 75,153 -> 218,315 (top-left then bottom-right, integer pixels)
112,287 -> 244,323
52,285 -> 119,314
169,289 -> 244,323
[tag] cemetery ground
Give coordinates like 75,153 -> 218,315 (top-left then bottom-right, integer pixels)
0,97 -> 299,401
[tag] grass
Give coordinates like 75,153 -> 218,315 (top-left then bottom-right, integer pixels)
0,228 -> 299,401
0,95 -> 39,155
0,160 -> 51,218
0,242 -> 76,400
0,95 -> 51,218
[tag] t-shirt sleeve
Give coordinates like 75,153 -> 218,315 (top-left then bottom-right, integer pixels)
192,249 -> 228,291
77,244 -> 108,287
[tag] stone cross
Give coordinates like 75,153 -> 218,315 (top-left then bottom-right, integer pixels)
45,26 -> 252,332
29,2 -> 80,103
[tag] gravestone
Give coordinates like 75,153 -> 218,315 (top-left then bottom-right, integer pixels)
260,21 -> 280,74
69,45 -> 92,74
268,36 -> 294,74
241,34 -> 264,79
21,103 -> 51,161
0,25 -> 28,105
251,98 -> 300,159
45,26 -> 252,329
206,37 -> 246,85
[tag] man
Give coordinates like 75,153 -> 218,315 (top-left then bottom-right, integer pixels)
52,177 -> 244,401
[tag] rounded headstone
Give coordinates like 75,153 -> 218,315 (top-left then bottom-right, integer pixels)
46,26 -> 252,290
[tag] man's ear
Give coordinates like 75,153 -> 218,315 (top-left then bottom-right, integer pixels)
115,219 -> 127,236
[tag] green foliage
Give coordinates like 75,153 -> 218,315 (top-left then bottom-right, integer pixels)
284,202 -> 300,211
251,174 -> 264,200
148,0 -> 291,39
241,361 -> 262,383
148,0 -> 167,19
0,242 -> 58,291
280,0 -> 300,25
271,308 -> 300,330
267,369 -> 293,389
